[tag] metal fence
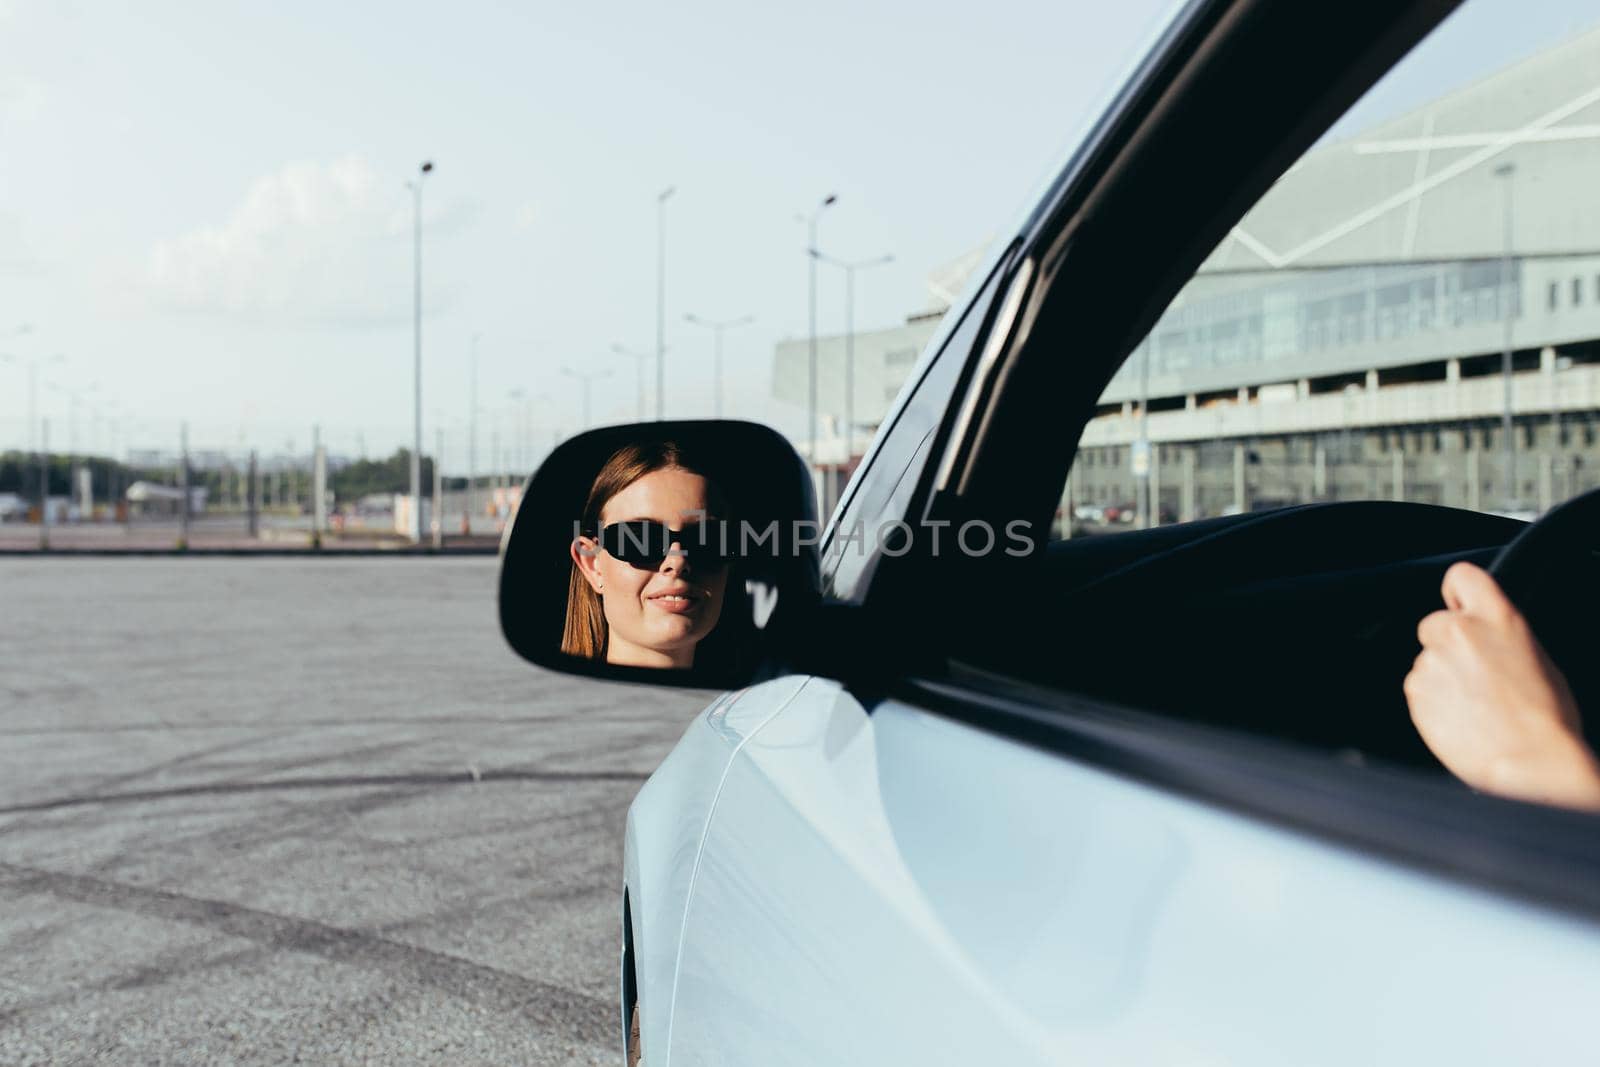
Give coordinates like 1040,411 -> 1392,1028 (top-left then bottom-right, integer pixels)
0,419 -> 524,551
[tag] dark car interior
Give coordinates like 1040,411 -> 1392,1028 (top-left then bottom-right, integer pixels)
972,501 -> 1600,776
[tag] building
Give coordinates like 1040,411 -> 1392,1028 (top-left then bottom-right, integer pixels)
780,24 -> 1600,526
1069,23 -> 1600,524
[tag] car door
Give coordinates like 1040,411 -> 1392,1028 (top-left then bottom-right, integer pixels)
663,253 -> 1021,1063
670,677 -> 1600,1065
665,0 -> 1600,1062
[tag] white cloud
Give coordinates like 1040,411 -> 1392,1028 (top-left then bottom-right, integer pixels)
514,202 -> 539,230
145,155 -> 424,324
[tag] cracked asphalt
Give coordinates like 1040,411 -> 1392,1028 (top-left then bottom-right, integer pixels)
0,558 -> 711,1066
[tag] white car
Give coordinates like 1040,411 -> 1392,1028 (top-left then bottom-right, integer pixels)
500,0 -> 1600,1061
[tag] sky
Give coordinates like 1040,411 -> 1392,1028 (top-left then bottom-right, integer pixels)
0,0 -> 1177,465
2,0 -> 1595,468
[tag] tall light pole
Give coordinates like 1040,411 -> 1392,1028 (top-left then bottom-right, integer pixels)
0,324 -> 33,451
655,186 -> 675,420
432,427 -> 444,549
179,421 -> 190,547
563,366 -> 613,430
612,342 -> 654,420
49,378 -> 96,516
523,391 -> 538,471
797,194 -> 837,479
809,250 -> 891,469
406,159 -> 435,543
468,332 -> 481,532
507,388 -> 527,473
103,401 -> 125,519
490,422 -> 501,492
0,334 -> 54,457
64,382 -> 98,457
1494,161 -> 1517,512
684,313 -> 754,418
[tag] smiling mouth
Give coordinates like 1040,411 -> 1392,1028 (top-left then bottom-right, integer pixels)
647,588 -> 702,613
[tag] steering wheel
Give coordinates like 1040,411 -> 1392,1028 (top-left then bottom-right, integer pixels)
1488,486 -> 1600,744
1488,485 -> 1600,604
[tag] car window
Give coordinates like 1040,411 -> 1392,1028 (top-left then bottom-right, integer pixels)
951,0 -> 1600,781
1059,3 -> 1600,538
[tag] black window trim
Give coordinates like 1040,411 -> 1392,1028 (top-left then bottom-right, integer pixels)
821,245 -> 1017,559
820,245 -> 1019,593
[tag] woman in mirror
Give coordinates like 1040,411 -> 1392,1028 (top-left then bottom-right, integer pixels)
564,440 -> 734,670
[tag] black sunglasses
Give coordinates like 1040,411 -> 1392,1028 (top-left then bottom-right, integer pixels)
595,519 -> 732,572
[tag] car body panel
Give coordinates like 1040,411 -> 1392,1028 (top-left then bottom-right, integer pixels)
622,675 -> 812,1060
662,681 -> 1600,1065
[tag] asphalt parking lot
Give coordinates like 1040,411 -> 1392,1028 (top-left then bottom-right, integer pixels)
0,558 -> 710,1065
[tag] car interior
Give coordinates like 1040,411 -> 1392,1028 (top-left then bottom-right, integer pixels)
962,501 -> 1599,778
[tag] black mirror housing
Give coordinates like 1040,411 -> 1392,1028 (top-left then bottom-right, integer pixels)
497,420 -> 821,689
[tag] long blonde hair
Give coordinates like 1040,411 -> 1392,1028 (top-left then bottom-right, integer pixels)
562,440 -> 713,659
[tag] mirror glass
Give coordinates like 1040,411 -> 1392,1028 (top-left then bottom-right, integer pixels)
499,420 -> 820,688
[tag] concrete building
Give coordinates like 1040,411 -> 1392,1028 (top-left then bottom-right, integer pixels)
1069,23 -> 1600,525
778,24 -> 1600,527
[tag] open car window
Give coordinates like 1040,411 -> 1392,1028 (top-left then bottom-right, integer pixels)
1061,3 -> 1600,538
976,0 -> 1600,783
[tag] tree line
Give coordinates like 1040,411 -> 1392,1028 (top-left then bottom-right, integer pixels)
0,449 -> 461,504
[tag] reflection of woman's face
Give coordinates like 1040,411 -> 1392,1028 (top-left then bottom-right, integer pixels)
572,467 -> 727,669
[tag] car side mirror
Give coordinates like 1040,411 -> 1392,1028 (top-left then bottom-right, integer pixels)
498,420 -> 821,688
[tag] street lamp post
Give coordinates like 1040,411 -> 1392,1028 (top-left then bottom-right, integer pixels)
656,186 -> 676,420
507,388 -> 527,474
34,351 -> 64,459
39,419 -> 49,549
683,314 -> 754,418
433,427 -> 444,550
809,250 -> 891,473
490,424 -> 501,492
563,366 -> 613,430
406,160 -> 435,544
178,422 -> 190,548
1494,161 -> 1516,511
797,195 -> 838,482
612,343 -> 654,420
469,332 -> 481,533
0,324 -> 34,450
48,378 -> 97,517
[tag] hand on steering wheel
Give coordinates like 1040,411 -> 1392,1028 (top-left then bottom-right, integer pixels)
1405,558 -> 1600,811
